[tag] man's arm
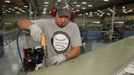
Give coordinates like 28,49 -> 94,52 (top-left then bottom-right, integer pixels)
67,46 -> 81,59
18,19 -> 32,30
18,19 -> 43,42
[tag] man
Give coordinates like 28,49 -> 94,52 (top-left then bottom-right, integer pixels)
19,0 -> 82,65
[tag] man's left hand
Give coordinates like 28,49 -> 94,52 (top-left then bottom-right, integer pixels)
49,54 -> 67,65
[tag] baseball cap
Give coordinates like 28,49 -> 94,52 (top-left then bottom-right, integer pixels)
56,1 -> 73,17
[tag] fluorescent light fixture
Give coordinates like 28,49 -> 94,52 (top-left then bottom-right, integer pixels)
103,0 -> 109,2
15,11 -> 20,14
73,10 -> 76,13
42,11 -> 46,14
8,11 -> 11,12
43,8 -> 47,14
11,9 -> 15,11
73,2 -> 77,4
43,8 -> 47,11
76,9 -> 80,12
82,2 -> 87,4
78,14 -> 82,16
44,5 -> 48,7
88,5 -> 93,7
115,21 -> 124,24
5,0 -> 10,3
90,12 -> 93,14
89,12 -> 93,17
82,7 -> 86,10
76,5 -> 80,7
94,12 -> 97,14
106,13 -> 111,16
97,10 -> 101,12
44,2 -> 49,4
86,13 -> 89,15
5,10 -> 8,12
93,21 -> 100,24
2,11 -> 5,13
122,6 -> 125,9
128,10 -> 133,12
14,7 -> 18,9
24,6 -> 28,8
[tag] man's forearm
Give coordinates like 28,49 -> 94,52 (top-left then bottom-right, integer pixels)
67,46 -> 81,59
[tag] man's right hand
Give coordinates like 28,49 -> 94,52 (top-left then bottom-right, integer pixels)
18,19 -> 32,30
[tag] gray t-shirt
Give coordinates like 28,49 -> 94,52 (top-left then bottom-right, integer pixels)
32,19 -> 82,63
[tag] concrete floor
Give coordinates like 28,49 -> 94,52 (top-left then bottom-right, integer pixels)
1,36 -> 134,75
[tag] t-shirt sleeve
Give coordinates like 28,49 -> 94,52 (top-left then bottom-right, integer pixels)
31,19 -> 47,30
71,24 -> 82,47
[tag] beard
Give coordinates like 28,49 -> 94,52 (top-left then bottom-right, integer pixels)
57,24 -> 66,28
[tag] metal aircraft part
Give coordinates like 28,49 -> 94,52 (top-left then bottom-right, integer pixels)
27,36 -> 134,75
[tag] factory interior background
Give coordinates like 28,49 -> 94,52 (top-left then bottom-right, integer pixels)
0,0 -> 134,75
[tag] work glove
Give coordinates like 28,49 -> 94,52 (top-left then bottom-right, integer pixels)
29,24 -> 43,42
49,54 -> 68,65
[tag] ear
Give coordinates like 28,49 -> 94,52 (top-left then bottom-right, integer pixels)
70,11 -> 76,21
51,6 -> 57,17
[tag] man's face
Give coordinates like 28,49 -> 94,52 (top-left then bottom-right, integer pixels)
55,13 -> 70,28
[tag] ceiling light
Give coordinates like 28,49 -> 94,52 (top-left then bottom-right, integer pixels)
44,2 -> 49,4
44,5 -> 48,7
82,7 -> 86,10
15,12 -> 20,14
94,12 -> 97,14
8,11 -> 11,13
11,9 -> 15,11
73,2 -> 77,4
73,10 -> 76,13
128,10 -> 133,12
122,6 -> 125,9
5,0 -> 10,3
82,2 -> 87,4
103,0 -> 109,2
42,11 -> 46,14
124,11 -> 128,14
86,13 -> 89,15
106,13 -> 111,16
78,14 -> 82,16
76,10 -> 80,12
5,10 -> 8,12
88,5 -> 93,7
43,8 -> 47,14
14,7 -> 18,9
2,11 -> 5,14
24,6 -> 28,8
93,21 -> 100,24
76,5 -> 80,7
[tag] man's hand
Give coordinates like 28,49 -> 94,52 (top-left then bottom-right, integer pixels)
29,24 -> 43,42
18,19 -> 32,30
49,54 -> 67,65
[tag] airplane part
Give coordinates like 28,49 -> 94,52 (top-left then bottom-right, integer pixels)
27,36 -> 134,75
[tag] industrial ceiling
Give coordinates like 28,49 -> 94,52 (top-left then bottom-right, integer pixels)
0,0 -> 134,17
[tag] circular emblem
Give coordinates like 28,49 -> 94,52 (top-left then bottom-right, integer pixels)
51,31 -> 70,53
